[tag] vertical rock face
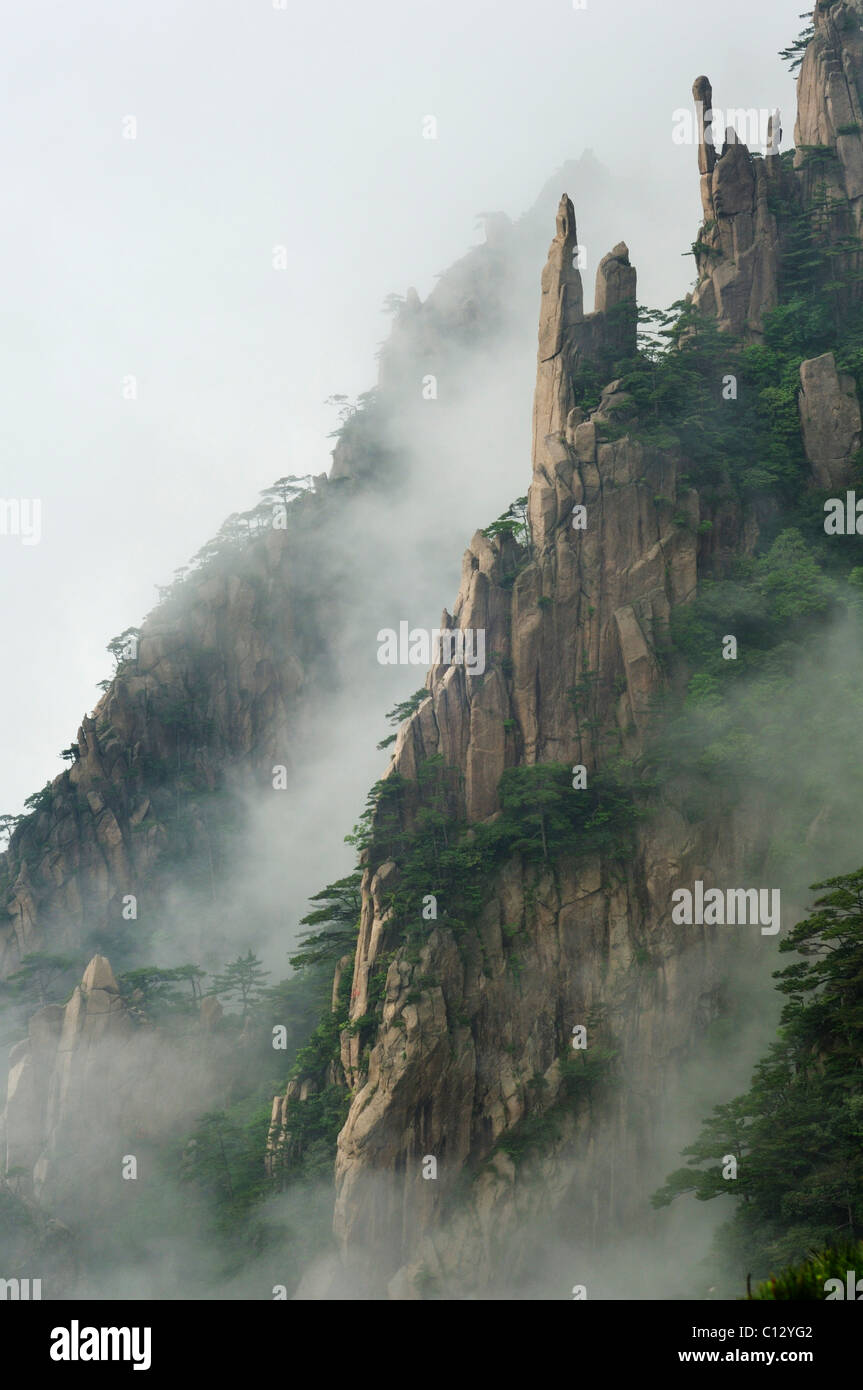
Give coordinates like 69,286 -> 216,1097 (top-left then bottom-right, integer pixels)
1,956 -> 133,1201
692,3 -> 863,337
328,173 -> 760,1294
536,195 -> 584,360
594,241 -> 637,317
0,955 -> 223,1210
0,154 -> 636,985
531,196 -> 638,540
795,0 -> 863,245
689,75 -> 786,338
799,351 -> 863,488
6,6 -> 862,1303
0,532 -> 313,978
325,12 -> 863,1297
1,1005 -> 64,1188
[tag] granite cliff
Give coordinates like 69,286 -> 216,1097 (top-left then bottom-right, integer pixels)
291,1 -> 863,1298
4,4 -> 863,1301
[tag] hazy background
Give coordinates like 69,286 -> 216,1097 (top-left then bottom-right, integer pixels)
0,0 -> 801,819
0,0 -> 845,1302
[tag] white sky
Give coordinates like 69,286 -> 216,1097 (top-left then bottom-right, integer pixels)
0,0 -> 802,816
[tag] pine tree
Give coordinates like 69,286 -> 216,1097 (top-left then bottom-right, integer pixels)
653,867 -> 863,1277
289,873 -> 362,973
3,953 -> 78,1009
207,950 -> 271,1021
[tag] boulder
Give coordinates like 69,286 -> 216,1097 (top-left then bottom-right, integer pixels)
799,352 -> 862,490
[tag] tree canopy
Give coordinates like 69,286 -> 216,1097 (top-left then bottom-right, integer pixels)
653,867 -> 863,1280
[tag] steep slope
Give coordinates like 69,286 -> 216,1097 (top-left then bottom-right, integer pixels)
326,202 -> 769,1298
0,526 -> 314,978
0,156 -> 638,1286
6,4 -> 863,1303
275,3 -> 863,1298
0,152 -> 622,990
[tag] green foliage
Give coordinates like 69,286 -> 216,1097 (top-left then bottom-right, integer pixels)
779,14 -> 815,74
354,759 -> 643,967
289,872 -> 362,974
619,161 -> 863,521
325,386 -> 384,450
264,959 -> 354,1196
481,496 -> 531,549
363,761 -> 481,936
749,1241 -> 863,1300
669,530 -> 836,680
269,1086 -> 352,1186
106,627 -> 141,669
376,689 -> 429,749
653,867 -> 863,1278
1,953 -> 79,1008
22,782 -> 54,817
486,762 -> 642,864
258,475 -> 312,513
381,292 -> 407,315
289,961 -> 352,1084
558,1045 -> 620,1102
494,1110 -> 564,1168
172,922 -> 351,1274
182,1109 -> 269,1231
651,564 -> 863,840
207,950 -> 271,1021
569,356 -> 605,414
758,529 -> 835,620
489,1039 -> 618,1171
622,299 -> 814,506
118,963 -> 205,1023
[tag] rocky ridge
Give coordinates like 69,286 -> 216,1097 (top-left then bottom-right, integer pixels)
4,4 -> 863,1301
312,11 -> 863,1296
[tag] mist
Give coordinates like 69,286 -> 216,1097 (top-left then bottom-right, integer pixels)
0,0 -> 800,819
1,0 -> 839,1306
